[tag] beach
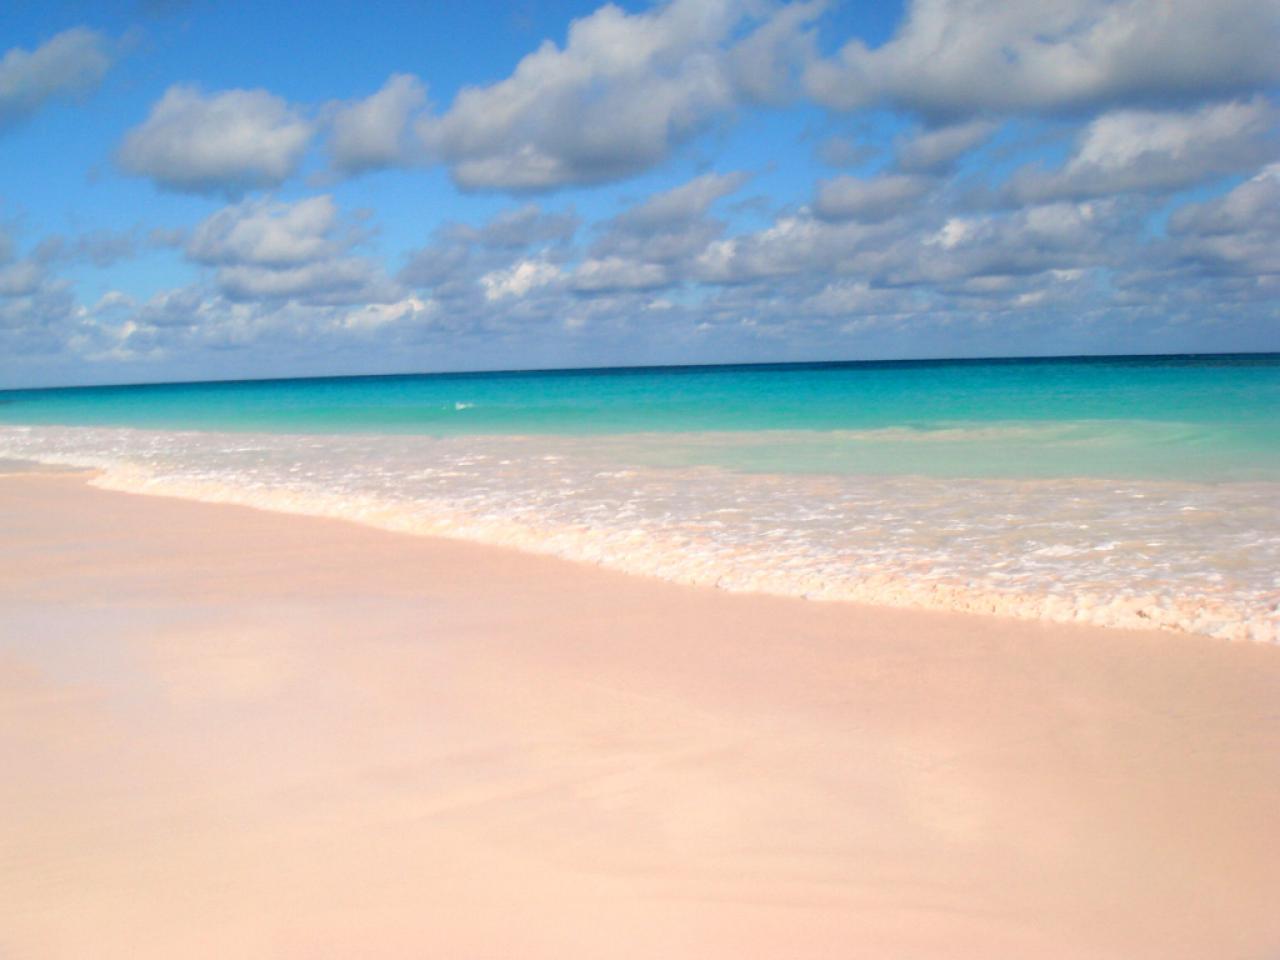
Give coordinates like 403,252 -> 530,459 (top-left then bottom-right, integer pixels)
4,357 -> 1277,645
3,467 -> 1279,959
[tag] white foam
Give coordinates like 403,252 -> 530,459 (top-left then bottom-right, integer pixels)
3,425 -> 1276,643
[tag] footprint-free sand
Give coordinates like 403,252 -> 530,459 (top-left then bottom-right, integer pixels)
2,471 -> 1278,959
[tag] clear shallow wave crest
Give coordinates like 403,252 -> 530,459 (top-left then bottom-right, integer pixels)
3,424 -> 1277,643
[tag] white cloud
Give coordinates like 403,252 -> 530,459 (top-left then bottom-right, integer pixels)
814,173 -> 932,222
339,296 -> 435,331
417,0 -> 814,191
0,28 -> 113,131
181,194 -> 399,305
1009,99 -> 1276,202
117,86 -> 314,194
584,172 -> 747,268
893,120 -> 995,173
480,259 -> 563,300
1169,164 -> 1280,276
693,214 -> 850,282
806,0 -> 1280,118
419,0 -> 734,190
469,204 -> 579,249
217,258 -> 397,304
618,170 -> 752,227
187,196 -> 339,266
725,0 -> 824,104
328,73 -> 427,174
1170,164 -> 1280,238
571,257 -> 668,292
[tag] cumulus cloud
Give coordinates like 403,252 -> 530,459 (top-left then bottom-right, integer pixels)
583,171 -> 748,274
327,73 -> 427,174
466,204 -> 579,249
1008,98 -> 1276,202
571,256 -> 668,292
183,194 -> 400,305
693,213 -> 857,282
480,259 -> 563,300
806,0 -> 1280,118
893,120 -> 995,173
814,173 -> 933,222
417,0 -> 815,191
117,86 -> 314,194
1168,164 -> 1280,277
907,201 -> 1122,283
399,204 -> 579,305
216,258 -> 397,304
1170,165 -> 1280,239
617,170 -> 751,227
0,27 -> 114,131
725,0 -> 824,104
187,195 -> 339,266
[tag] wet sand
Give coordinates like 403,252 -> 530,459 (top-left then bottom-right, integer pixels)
2,470 -> 1278,959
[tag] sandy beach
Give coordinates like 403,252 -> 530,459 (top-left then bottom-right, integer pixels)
2,468 -> 1279,959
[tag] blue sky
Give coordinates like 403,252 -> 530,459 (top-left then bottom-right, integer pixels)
1,0 -> 1277,387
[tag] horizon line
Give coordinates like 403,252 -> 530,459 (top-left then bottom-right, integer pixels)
4,349 -> 1278,394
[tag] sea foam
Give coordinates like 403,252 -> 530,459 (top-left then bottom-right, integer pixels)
2,424 -> 1276,643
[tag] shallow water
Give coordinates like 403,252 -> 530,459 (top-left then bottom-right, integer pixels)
4,355 -> 1279,481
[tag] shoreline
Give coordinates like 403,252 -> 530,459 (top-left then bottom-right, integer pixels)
3,470 -> 1279,957
3,431 -> 1275,643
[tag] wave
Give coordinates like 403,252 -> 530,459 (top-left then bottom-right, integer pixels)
2,424 -> 1276,643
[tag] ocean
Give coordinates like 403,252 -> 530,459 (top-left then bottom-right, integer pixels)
2,353 -> 1277,641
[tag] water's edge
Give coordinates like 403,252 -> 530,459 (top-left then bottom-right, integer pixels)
5,426 -> 1275,644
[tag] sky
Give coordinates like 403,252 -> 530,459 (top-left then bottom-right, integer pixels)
1,0 -> 1278,388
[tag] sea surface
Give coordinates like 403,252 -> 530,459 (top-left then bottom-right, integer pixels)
2,354 -> 1278,641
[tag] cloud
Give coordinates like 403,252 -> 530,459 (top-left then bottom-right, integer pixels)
893,120 -> 995,173
571,256 -> 668,292
0,281 -> 80,357
616,170 -> 751,228
71,282 -> 441,371
0,260 -> 44,297
216,258 -> 398,305
467,204 -> 579,249
480,258 -> 563,300
1168,164 -> 1280,277
806,0 -> 1280,118
187,196 -> 339,266
417,0 -> 815,191
693,213 -> 859,282
183,195 -> 400,305
905,200 -> 1122,283
583,171 -> 747,271
814,173 -> 933,222
327,73 -> 428,174
815,134 -> 877,168
725,0 -> 824,104
1170,165 -> 1280,239
33,228 -> 143,269
0,28 -> 113,131
399,204 -> 579,305
1008,98 -> 1276,202
117,86 -> 314,194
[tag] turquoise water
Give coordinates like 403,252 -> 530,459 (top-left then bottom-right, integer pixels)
3,354 -> 1279,481
2,354 -> 1277,640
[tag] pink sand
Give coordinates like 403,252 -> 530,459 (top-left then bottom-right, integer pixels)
2,472 -> 1279,958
